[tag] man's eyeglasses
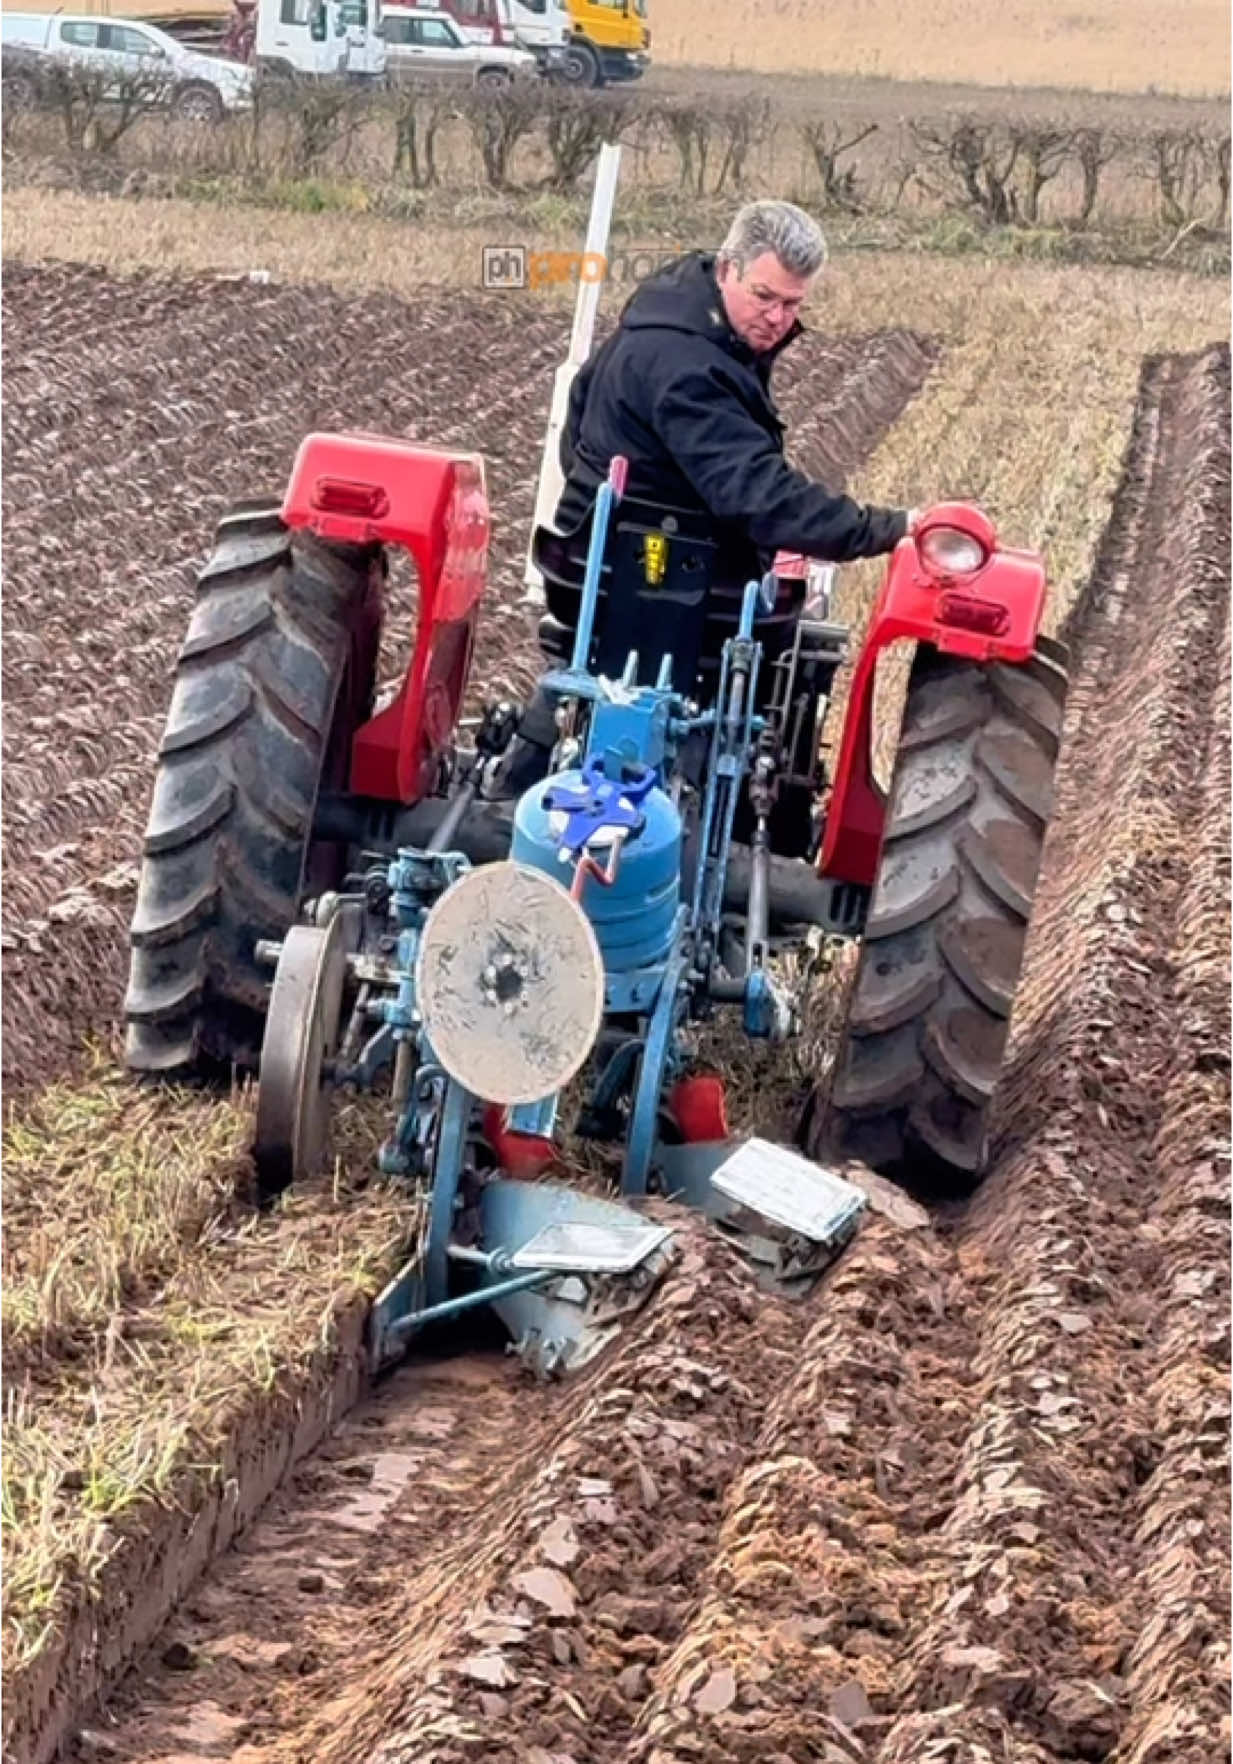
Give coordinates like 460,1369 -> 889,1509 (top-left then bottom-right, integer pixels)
741,277 -> 806,318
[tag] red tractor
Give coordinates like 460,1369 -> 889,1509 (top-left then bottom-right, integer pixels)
124,432 -> 1068,1201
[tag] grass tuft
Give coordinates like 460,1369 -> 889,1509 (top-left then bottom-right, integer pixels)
1,1072 -> 418,1676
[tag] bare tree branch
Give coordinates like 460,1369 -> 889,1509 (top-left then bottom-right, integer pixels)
800,118 -> 878,212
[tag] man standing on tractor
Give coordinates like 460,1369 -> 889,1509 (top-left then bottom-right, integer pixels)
501,198 -> 918,791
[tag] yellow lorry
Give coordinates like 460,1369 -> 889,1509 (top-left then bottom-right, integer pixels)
553,0 -> 648,86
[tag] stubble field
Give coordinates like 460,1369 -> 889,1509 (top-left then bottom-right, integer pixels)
650,0 -> 1229,95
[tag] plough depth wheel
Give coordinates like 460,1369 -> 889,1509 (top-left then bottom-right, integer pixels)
254,918 -> 348,1200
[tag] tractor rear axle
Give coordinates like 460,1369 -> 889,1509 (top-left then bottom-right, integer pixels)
312,792 -> 870,937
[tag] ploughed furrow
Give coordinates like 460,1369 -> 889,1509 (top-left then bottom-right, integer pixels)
593,334 -> 1227,1764
1111,446 -> 1231,1764
867,345 -> 1231,1760
2,260 -> 936,1094
62,1220 -> 816,1764
1,260 -> 223,374
622,1207 -> 978,1764
591,355 -> 1231,1764
281,1230 -> 811,1764
55,1344 -> 586,1764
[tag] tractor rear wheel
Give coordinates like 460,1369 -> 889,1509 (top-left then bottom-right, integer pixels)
824,636 -> 1069,1184
124,501 -> 383,1078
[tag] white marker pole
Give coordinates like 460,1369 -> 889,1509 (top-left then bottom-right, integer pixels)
521,140 -> 622,606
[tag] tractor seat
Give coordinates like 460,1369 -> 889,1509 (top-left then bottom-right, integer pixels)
531,499 -> 806,708
532,496 -> 718,694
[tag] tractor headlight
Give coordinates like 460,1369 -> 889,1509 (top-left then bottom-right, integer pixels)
919,525 -> 987,577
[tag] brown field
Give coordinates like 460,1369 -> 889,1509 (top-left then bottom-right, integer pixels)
651,0 -> 1229,96
2,171 -> 1230,1764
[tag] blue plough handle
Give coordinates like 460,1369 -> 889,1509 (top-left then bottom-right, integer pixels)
571,456 -> 629,674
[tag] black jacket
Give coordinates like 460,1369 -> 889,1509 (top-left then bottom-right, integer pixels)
555,250 -> 907,575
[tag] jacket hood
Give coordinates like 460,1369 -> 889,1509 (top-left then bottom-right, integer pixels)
618,250 -> 803,368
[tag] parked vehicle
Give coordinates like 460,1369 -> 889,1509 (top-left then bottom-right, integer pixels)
253,0 -> 385,80
134,0 -> 644,87
435,0 -> 646,84
555,0 -> 648,85
436,0 -> 566,78
1,10 -> 254,118
133,0 -> 385,79
379,5 -> 538,84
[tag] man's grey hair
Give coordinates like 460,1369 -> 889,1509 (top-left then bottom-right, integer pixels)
716,200 -> 828,279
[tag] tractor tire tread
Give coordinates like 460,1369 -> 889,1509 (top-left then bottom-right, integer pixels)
124,507 -> 382,1076
825,639 -> 1068,1183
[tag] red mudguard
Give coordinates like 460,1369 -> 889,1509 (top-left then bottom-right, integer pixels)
280,433 -> 490,805
818,505 -> 1047,888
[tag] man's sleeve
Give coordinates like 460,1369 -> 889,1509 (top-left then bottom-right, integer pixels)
652,363 -> 908,561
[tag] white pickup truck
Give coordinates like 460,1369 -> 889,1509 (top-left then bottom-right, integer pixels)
1,12 -> 255,121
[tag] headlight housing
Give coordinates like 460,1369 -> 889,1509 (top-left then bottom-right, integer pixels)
914,503 -> 996,582
919,526 -> 987,576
